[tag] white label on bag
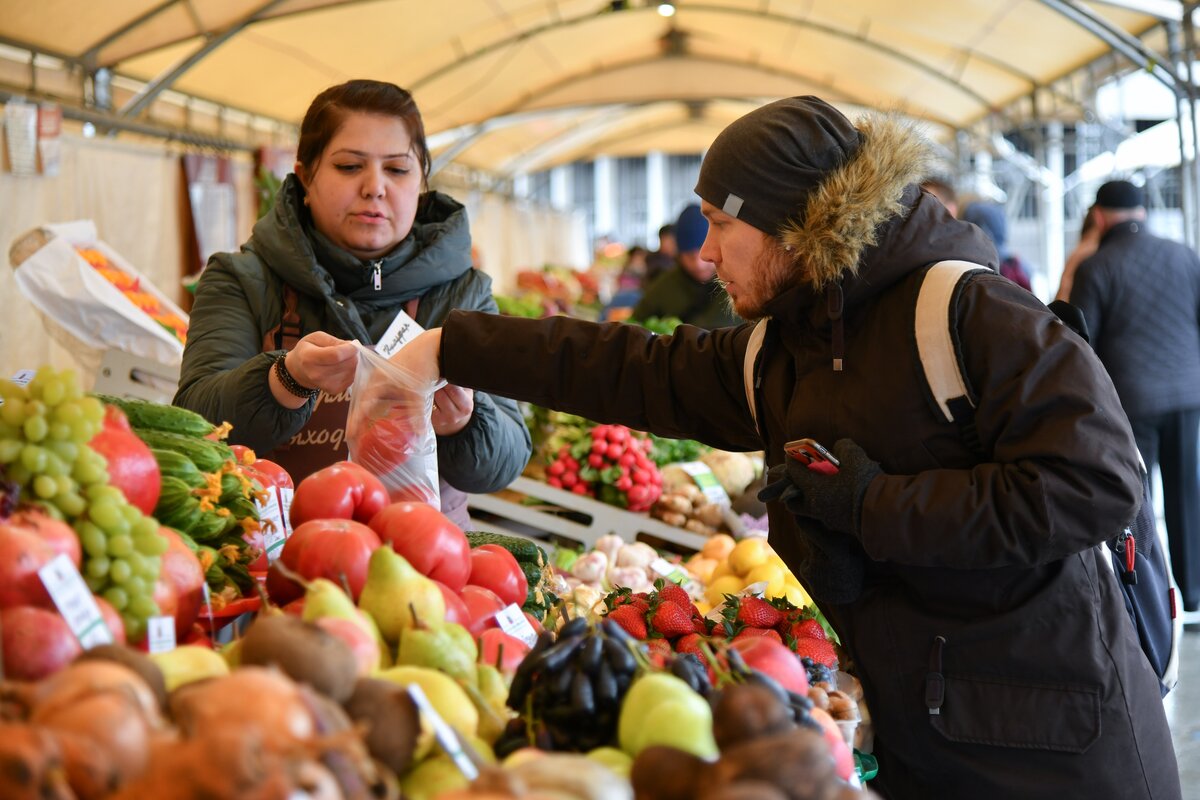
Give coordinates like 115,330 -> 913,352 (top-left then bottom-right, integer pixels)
255,490 -> 287,563
146,616 -> 176,653
678,461 -> 731,506
494,603 -> 538,647
38,554 -> 113,649
375,310 -> 425,359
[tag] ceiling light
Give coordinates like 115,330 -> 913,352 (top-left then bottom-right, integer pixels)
657,3 -> 676,17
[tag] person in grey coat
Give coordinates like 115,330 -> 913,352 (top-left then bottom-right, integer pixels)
1070,179 -> 1200,612
175,80 -> 531,526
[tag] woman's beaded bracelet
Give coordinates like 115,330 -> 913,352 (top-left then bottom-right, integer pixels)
274,354 -> 319,399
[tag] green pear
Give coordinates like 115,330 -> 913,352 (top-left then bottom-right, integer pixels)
358,546 -> 446,645
618,672 -> 717,759
397,621 -> 476,686
471,663 -> 513,744
377,664 -> 480,756
399,754 -> 469,800
301,578 -> 393,669
586,746 -> 633,779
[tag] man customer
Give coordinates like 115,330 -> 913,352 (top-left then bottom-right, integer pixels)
390,97 -> 1180,799
632,203 -> 741,328
1069,179 -> 1200,615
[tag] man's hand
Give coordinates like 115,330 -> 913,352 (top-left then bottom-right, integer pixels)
388,329 -> 444,387
762,439 -> 882,537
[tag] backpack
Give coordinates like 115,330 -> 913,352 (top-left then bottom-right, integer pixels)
741,260 -> 1180,696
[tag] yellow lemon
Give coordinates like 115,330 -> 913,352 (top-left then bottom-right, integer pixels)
728,536 -> 772,576
705,575 -> 745,607
711,558 -> 737,581
745,562 -> 786,598
701,533 -> 737,561
686,556 -> 718,584
784,583 -> 811,608
693,599 -> 712,616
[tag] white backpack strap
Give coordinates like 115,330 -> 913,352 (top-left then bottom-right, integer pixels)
916,261 -> 990,423
742,318 -> 770,433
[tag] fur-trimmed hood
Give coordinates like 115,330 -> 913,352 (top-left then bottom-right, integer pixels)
778,112 -> 996,305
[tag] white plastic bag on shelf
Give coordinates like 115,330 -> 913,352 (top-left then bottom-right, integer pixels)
345,342 -> 443,507
9,221 -> 187,384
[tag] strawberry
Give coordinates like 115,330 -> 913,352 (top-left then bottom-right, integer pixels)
650,601 -> 696,639
793,637 -> 838,669
789,618 -> 827,641
734,627 -> 784,644
657,582 -> 692,608
736,596 -> 785,629
607,605 -> 648,640
646,637 -> 673,667
692,612 -> 712,635
675,632 -> 707,657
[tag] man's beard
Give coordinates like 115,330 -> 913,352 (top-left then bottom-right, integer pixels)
721,244 -> 802,321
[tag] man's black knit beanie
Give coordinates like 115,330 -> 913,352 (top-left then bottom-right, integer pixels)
695,96 -> 862,236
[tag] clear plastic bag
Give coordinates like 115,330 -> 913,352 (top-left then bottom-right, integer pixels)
345,342 -> 444,506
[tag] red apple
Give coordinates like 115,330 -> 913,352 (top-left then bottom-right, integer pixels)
434,580 -> 470,628
315,616 -> 380,677
478,628 -> 530,673
460,585 -> 506,637
0,606 -> 82,680
730,636 -> 809,694
810,707 -> 855,782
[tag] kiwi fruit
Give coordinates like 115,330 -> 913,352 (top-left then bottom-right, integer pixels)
631,745 -> 712,800
238,615 -> 357,702
341,678 -> 420,776
712,683 -> 795,750
701,780 -> 791,800
713,729 -> 837,800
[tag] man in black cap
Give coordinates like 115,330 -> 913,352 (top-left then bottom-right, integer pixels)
632,203 -> 741,329
1070,179 -> 1200,618
389,99 -> 1180,799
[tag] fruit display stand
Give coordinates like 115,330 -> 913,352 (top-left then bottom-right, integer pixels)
468,476 -> 711,554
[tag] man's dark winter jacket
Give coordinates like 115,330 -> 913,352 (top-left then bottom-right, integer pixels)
175,175 -> 531,494
437,114 -> 1180,799
1070,220 -> 1200,418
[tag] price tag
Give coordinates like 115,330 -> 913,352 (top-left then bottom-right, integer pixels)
678,461 -> 731,506
38,554 -> 113,649
146,616 -> 176,653
375,309 -> 425,359
276,487 -> 294,537
10,370 -> 35,387
650,557 -> 684,581
255,490 -> 287,563
406,684 -> 479,780
494,603 -> 538,647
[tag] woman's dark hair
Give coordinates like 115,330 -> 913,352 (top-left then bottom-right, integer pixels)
296,79 -> 431,187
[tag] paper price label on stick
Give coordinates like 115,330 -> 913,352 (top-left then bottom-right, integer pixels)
678,461 -> 731,506
38,554 -> 113,649
255,490 -> 287,563
406,684 -> 479,780
494,603 -> 538,647
276,487 -> 294,537
146,616 -> 176,654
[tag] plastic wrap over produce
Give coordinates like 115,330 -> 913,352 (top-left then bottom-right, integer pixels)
345,342 -> 442,507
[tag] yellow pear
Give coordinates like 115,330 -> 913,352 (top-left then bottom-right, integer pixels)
377,664 -> 480,757
359,545 -> 446,645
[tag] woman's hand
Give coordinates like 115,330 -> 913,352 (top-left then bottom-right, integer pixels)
432,385 -> 474,436
270,331 -> 358,408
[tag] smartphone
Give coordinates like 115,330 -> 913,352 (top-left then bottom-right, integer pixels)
784,438 -> 840,473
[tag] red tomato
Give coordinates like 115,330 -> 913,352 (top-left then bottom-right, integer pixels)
353,415 -> 420,473
266,518 -> 381,604
460,584 -> 506,637
151,526 -> 205,641
478,628 -> 531,673
91,405 -> 161,515
434,580 -> 470,628
248,458 -> 294,491
367,502 -> 470,591
290,462 -> 388,527
467,545 -> 528,608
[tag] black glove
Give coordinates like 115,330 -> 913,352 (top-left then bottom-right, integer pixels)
774,438 -> 882,537
757,439 -> 882,606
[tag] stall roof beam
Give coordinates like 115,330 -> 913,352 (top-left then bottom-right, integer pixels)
1040,0 -> 1193,93
1090,0 -> 1184,20
79,0 -> 181,71
117,0 -> 288,119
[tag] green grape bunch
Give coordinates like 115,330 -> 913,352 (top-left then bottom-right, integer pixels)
0,368 -> 167,642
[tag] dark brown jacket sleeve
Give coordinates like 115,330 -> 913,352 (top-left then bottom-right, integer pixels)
441,310 -> 764,452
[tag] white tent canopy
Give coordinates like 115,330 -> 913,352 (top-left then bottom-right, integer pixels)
1,0 -> 1190,172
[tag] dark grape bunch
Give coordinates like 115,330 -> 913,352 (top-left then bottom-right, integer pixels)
497,616 -> 643,757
